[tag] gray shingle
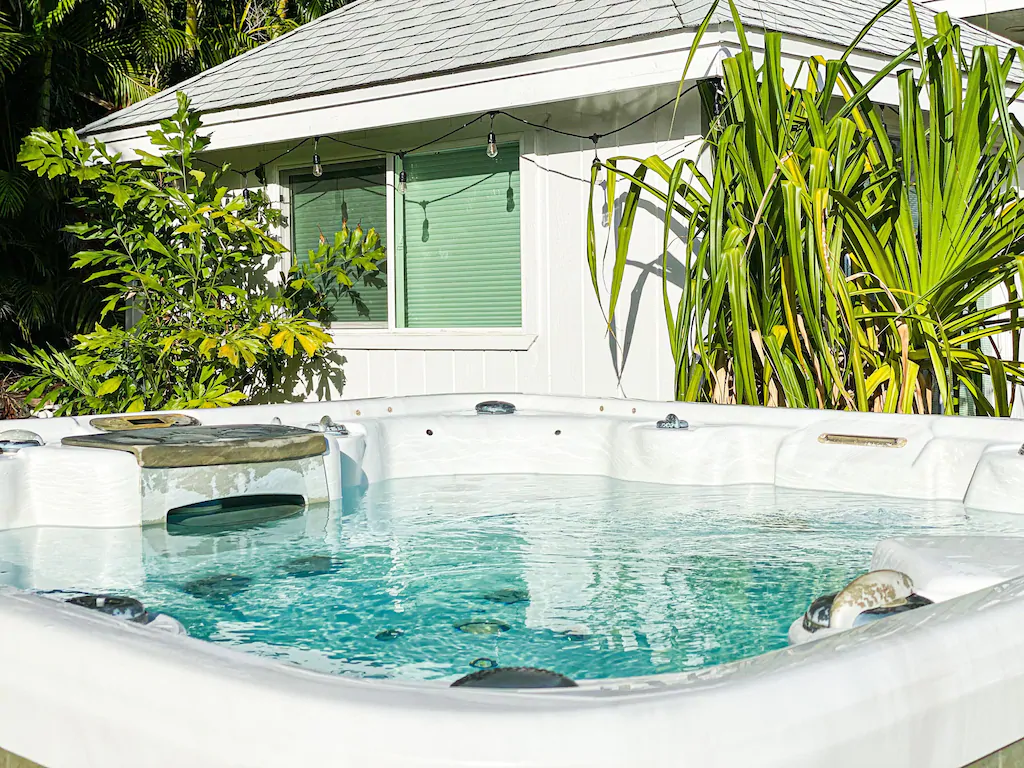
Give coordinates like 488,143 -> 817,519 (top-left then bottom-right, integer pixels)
82,0 -> 1017,136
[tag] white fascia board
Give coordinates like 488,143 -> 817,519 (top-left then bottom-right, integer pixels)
90,23 -> 1024,159
93,30 -> 718,157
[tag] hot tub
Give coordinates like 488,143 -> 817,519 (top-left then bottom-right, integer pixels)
2,394 -> 1024,767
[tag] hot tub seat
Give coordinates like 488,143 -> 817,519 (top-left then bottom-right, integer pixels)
62,424 -> 327,468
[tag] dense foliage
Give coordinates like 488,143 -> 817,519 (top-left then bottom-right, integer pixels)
590,0 -> 1024,415
6,94 -> 336,414
0,0 -> 347,356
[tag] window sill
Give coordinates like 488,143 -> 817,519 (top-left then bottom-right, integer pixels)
327,329 -> 537,351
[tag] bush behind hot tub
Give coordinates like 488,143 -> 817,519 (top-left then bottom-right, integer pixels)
590,0 -> 1024,416
5,93 -> 352,415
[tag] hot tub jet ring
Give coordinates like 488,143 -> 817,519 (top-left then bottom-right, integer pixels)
62,593 -> 188,635
455,619 -> 511,635
67,594 -> 148,623
451,666 -> 577,688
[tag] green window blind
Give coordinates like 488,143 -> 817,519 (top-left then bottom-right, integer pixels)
399,144 -> 521,328
290,162 -> 388,323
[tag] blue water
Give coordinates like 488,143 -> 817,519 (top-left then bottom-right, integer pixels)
4,475 -> 1024,682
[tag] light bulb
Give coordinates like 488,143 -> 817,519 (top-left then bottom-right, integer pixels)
243,187 -> 251,202
487,131 -> 498,158
312,137 -> 323,177
399,169 -> 407,195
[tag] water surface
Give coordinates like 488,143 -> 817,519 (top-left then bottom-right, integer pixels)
2,475 -> 1021,681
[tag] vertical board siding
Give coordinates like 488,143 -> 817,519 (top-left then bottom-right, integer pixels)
367,351 -> 398,398
452,352 -> 486,392
483,350 -> 517,391
424,350 -> 456,393
249,95 -> 706,402
544,132 -> 588,395
394,350 -> 426,395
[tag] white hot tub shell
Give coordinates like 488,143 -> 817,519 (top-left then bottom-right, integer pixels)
1,394 -> 1024,767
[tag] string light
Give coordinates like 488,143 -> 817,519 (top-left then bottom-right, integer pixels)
222,82 -> 709,188
487,112 -> 498,159
242,171 -> 250,202
312,136 -> 323,178
397,152 -> 407,195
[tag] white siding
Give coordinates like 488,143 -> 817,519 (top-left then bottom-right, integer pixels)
214,88 -> 705,403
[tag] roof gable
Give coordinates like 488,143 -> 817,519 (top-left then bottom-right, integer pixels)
83,0 -> 1015,136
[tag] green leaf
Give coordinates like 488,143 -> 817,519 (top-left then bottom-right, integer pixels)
95,376 -> 123,396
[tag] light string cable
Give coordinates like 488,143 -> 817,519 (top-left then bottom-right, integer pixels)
205,80 -> 711,186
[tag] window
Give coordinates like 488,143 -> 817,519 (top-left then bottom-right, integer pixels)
289,161 -> 388,324
398,143 -> 521,327
287,142 -> 522,329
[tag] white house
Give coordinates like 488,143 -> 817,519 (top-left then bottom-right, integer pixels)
82,0 -> 1014,403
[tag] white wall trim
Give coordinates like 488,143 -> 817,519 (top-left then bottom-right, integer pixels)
328,330 -> 537,351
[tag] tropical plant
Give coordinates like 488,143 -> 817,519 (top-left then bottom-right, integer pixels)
283,225 -> 386,324
174,0 -> 349,77
589,0 -> 1024,415
6,92 -> 336,415
0,0 -> 349,358
0,0 -> 187,355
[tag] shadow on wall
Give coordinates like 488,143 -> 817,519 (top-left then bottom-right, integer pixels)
250,351 -> 348,405
599,191 -> 692,391
235,258 -> 348,404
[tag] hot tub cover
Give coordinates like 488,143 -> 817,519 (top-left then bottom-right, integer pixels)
61,424 -> 327,468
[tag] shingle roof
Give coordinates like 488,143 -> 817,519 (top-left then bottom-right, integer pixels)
82,0 -> 1014,136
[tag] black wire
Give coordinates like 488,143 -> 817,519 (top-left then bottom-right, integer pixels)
493,111 -> 587,139
322,136 -> 391,154
222,80 -> 711,181
600,83 -> 700,139
405,112 -> 489,154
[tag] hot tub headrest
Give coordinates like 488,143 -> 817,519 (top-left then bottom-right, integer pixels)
61,424 -> 327,468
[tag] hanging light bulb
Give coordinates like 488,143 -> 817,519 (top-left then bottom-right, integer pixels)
398,153 -> 407,194
242,172 -> 251,202
312,137 -> 323,178
487,113 -> 498,158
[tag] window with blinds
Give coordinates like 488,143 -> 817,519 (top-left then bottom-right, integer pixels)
287,144 -> 522,329
289,161 -> 388,324
398,144 -> 521,328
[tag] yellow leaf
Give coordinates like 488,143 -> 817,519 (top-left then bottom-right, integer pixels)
295,332 -> 318,356
270,330 -> 288,350
95,376 -> 123,396
198,337 -> 218,358
218,344 -> 240,366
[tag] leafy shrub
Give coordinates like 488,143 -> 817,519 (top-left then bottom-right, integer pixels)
284,225 -> 386,324
7,92 -> 338,415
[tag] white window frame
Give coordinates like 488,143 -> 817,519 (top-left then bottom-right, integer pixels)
276,133 -> 536,351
